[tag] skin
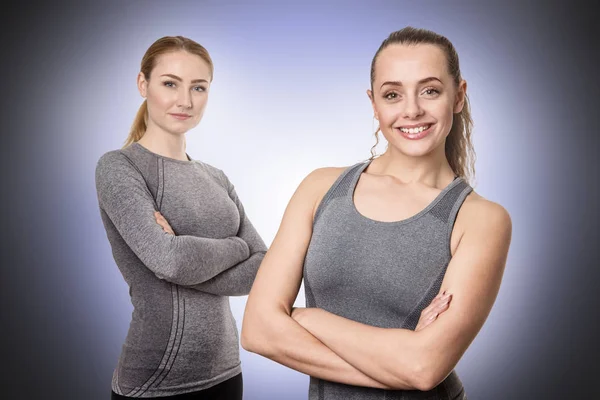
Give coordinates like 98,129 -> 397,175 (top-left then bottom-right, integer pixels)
241,43 -> 511,391
137,49 -> 211,162
131,49 -> 212,228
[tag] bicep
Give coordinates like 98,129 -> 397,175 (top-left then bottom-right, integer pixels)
96,154 -> 168,268
246,173 -> 320,314
418,203 -> 512,374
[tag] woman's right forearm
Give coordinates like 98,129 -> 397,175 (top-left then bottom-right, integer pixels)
186,251 -> 265,296
242,311 -> 389,389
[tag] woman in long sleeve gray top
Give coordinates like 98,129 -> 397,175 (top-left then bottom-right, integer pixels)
96,36 -> 266,399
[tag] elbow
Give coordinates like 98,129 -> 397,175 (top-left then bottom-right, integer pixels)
240,328 -> 256,353
240,309 -> 273,356
410,370 -> 437,392
154,262 -> 192,286
383,349 -> 447,391
407,359 -> 448,392
240,324 -> 271,357
241,305 -> 287,359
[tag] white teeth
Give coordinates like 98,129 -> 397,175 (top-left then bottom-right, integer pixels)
400,124 -> 430,134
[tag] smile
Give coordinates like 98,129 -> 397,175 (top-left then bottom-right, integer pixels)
395,123 -> 434,140
398,124 -> 432,134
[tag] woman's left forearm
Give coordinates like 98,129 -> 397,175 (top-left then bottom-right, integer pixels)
186,251 -> 265,296
293,308 -> 431,390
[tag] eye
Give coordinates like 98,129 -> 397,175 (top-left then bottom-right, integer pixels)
163,81 -> 176,88
192,86 -> 206,92
384,92 -> 399,100
422,87 -> 440,97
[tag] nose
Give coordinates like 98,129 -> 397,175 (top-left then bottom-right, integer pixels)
177,88 -> 192,109
401,95 -> 424,119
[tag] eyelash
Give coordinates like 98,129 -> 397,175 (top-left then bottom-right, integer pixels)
163,81 -> 206,92
423,87 -> 440,96
382,87 -> 441,100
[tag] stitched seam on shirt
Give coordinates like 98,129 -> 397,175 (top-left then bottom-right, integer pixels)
313,162 -> 365,226
154,296 -> 186,389
126,284 -> 179,397
400,264 -> 447,330
159,158 -> 165,211
445,185 -> 473,258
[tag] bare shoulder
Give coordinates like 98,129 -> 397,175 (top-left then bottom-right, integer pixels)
302,167 -> 347,191
295,166 -> 349,217
460,190 -> 512,240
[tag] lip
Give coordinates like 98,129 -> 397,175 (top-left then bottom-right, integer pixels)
396,122 -> 434,129
169,113 -> 192,120
395,123 -> 435,140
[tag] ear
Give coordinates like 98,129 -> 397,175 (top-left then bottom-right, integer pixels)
367,89 -> 379,120
453,79 -> 467,113
137,72 -> 148,98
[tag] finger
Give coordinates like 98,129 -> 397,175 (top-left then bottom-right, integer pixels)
157,220 -> 169,230
421,308 -> 439,324
421,295 -> 446,316
435,294 -> 452,311
156,220 -> 173,234
423,296 -> 450,319
431,293 -> 451,309
416,312 -> 438,331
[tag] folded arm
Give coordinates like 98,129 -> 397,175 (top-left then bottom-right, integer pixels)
291,198 -> 512,390
241,168 -> 390,389
95,152 -> 250,286
186,172 -> 267,296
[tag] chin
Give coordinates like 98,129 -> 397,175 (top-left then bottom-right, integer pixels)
165,124 -> 192,136
387,140 -> 436,158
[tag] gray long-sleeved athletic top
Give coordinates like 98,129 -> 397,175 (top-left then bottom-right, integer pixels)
95,142 -> 266,397
303,161 -> 472,400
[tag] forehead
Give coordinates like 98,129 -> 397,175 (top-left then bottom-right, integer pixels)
374,44 -> 449,85
152,50 -> 212,80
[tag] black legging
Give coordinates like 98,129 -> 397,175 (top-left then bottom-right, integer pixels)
111,373 -> 243,400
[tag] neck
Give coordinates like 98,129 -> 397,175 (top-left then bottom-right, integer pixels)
370,144 -> 455,189
137,123 -> 188,161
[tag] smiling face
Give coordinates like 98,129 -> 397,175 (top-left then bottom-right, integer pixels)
138,50 -> 212,137
368,43 -> 466,158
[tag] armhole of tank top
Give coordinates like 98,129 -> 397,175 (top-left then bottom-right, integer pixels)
445,183 -> 474,258
312,162 -> 365,226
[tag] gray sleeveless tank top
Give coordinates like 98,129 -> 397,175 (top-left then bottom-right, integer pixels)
303,160 -> 473,400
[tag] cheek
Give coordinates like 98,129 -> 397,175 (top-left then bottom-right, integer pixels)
147,88 -> 175,111
427,98 -> 454,120
376,103 -> 399,123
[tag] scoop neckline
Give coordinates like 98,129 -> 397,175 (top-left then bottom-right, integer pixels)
131,142 -> 195,165
349,160 -> 463,226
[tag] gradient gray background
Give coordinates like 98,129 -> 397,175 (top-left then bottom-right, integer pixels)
2,1 -> 598,399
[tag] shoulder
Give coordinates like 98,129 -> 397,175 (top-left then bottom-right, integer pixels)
297,166 -> 349,197
95,149 -> 146,189
292,165 -> 352,217
302,166 -> 347,189
96,149 -> 134,176
459,190 -> 512,242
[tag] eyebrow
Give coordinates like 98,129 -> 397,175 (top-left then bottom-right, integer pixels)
380,77 -> 443,89
160,74 -> 208,84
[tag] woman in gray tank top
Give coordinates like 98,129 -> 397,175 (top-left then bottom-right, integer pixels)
242,27 -> 512,400
96,36 -> 266,399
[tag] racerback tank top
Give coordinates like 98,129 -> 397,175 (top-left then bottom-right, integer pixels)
303,160 -> 473,400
